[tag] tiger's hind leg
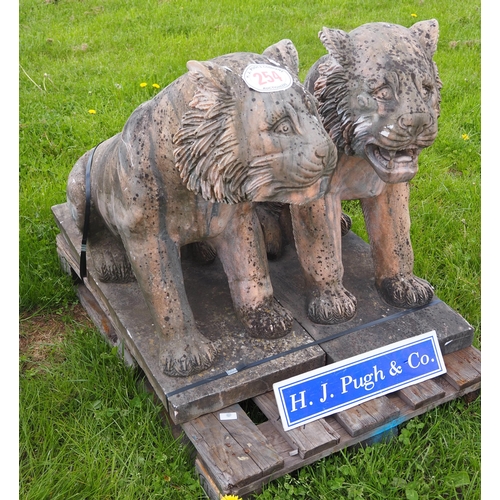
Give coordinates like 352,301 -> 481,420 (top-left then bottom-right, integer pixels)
66,150 -> 134,283
88,228 -> 135,283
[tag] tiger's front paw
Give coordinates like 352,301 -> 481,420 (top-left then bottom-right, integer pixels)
161,335 -> 218,377
377,275 -> 434,309
238,298 -> 293,339
307,286 -> 357,324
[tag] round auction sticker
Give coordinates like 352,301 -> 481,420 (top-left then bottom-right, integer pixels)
242,64 -> 293,92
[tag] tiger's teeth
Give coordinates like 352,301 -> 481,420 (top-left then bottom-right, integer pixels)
396,155 -> 413,163
378,148 -> 392,161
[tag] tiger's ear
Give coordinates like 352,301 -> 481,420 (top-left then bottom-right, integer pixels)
186,60 -> 235,110
262,39 -> 299,76
318,27 -> 353,68
410,19 -> 439,59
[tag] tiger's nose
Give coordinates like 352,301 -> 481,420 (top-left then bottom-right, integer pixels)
398,113 -> 433,135
315,140 -> 337,171
315,141 -> 329,159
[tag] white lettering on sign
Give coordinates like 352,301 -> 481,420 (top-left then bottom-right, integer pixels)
408,351 -> 433,368
289,390 -> 307,412
340,364 -> 386,393
242,64 -> 293,92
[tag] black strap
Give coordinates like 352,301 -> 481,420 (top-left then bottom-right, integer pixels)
166,297 -> 442,398
79,143 -> 102,279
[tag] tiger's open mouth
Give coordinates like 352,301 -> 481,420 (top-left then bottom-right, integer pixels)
365,144 -> 420,183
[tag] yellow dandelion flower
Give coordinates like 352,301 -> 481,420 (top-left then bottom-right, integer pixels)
411,13 -> 417,18
462,133 -> 470,141
152,83 -> 160,89
220,496 -> 242,500
88,109 -> 96,114
140,82 -> 147,88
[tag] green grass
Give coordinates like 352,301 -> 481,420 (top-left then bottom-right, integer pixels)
19,0 -> 481,498
20,314 -> 202,499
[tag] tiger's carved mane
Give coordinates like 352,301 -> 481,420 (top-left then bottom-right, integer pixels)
313,58 -> 353,155
173,63 -> 248,204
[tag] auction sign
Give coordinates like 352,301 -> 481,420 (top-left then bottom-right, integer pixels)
274,330 -> 446,431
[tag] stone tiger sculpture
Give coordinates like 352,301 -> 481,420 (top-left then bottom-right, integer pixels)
290,20 -> 442,324
257,20 -> 442,324
66,40 -> 337,377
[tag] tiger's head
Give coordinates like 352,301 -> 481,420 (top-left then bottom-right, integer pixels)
307,20 -> 442,184
174,40 -> 337,204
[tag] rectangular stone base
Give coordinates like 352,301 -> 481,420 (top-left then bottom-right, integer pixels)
52,203 -> 325,424
268,231 -> 474,362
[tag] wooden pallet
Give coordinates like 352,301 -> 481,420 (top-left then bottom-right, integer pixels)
52,202 -> 481,498
72,274 -> 482,498
187,346 -> 481,499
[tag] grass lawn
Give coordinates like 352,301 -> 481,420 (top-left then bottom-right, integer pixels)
18,0 -> 482,498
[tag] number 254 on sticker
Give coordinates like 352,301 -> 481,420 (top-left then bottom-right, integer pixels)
242,64 -> 293,92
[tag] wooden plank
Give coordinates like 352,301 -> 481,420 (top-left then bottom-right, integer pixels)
398,378 -> 445,409
56,234 -> 138,367
216,404 -> 284,475
257,421 -> 298,458
182,412 -> 263,491
195,458 -> 231,500
193,408 -> 284,500
76,283 -> 118,343
334,396 -> 400,437
253,391 -> 340,459
443,346 -> 481,390
334,404 -> 376,437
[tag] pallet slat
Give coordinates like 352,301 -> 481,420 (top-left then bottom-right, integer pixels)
182,411 -> 263,490
398,378 -> 445,409
334,396 -> 400,437
443,346 -> 481,390
253,391 -> 340,459
213,404 -> 284,475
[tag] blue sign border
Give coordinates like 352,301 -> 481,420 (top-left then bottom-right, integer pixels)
273,330 -> 446,431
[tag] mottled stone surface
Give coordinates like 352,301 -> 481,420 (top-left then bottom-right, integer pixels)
275,21 -> 443,326
65,39 -> 337,377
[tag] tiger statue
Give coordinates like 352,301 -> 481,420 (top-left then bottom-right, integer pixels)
290,20 -> 442,324
66,40 -> 337,376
